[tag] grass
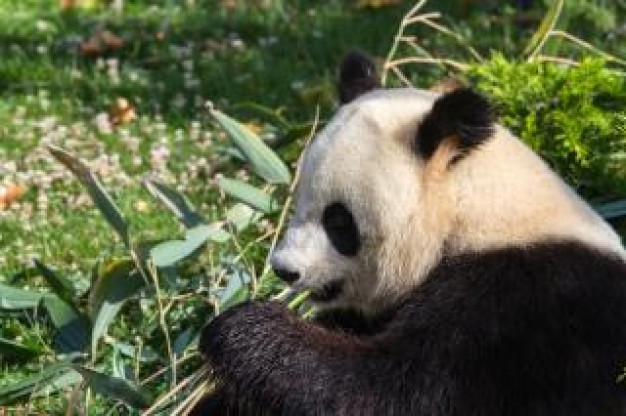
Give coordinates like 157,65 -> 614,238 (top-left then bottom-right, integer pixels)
0,2 -> 411,413
0,0 -> 625,414
0,0 -> 410,278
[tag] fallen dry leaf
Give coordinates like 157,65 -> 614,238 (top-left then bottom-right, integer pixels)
243,122 -> 263,136
0,184 -> 26,210
109,98 -> 137,126
60,0 -> 98,10
356,0 -> 401,9
220,0 -> 273,9
133,200 -> 150,213
80,30 -> 124,57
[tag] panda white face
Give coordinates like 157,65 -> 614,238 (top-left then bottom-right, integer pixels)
271,52 -> 624,315
272,89 -> 444,312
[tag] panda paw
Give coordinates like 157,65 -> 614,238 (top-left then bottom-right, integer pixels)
199,301 -> 291,371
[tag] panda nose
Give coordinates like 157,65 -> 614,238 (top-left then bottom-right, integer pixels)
273,268 -> 300,284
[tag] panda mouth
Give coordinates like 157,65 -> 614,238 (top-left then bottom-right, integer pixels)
309,280 -> 344,303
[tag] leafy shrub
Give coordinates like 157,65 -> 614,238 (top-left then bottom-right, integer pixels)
469,56 -> 626,199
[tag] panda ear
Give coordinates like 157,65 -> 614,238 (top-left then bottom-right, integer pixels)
338,51 -> 381,104
416,88 -> 495,162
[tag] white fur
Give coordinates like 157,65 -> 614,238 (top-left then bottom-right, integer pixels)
271,88 -> 625,314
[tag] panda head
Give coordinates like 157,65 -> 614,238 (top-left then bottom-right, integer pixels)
271,52 -> 623,315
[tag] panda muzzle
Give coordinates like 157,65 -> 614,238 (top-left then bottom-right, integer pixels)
309,279 -> 344,303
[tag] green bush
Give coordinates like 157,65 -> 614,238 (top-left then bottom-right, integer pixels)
469,56 -> 626,199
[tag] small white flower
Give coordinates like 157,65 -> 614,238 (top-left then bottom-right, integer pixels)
36,20 -> 52,32
150,144 -> 170,170
291,81 -> 305,90
93,113 -> 113,134
171,93 -> 186,109
182,59 -> 194,72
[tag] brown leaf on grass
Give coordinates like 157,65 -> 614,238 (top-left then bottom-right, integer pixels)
60,0 -> 98,9
0,184 -> 26,210
59,0 -> 98,10
80,30 -> 124,57
109,98 -> 137,126
133,200 -> 150,213
356,0 -> 401,8
243,122 -> 263,136
221,0 -> 273,9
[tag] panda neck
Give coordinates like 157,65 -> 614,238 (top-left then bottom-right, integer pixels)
449,127 -> 624,257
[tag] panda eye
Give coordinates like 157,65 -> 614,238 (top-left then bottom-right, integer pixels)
322,202 -> 360,256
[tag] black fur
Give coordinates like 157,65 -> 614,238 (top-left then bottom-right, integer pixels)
338,51 -> 381,104
417,88 -> 495,160
196,241 -> 626,415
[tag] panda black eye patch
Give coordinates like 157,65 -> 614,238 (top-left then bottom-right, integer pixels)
322,202 -> 360,256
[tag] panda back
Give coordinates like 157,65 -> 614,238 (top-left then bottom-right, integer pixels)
390,240 -> 626,415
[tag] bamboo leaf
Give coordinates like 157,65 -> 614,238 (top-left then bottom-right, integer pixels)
0,337 -> 40,360
209,107 -> 291,184
143,178 -> 204,228
173,327 -> 197,356
595,200 -> 626,220
42,296 -> 89,354
218,177 -> 278,214
225,203 -> 259,233
33,259 -> 75,307
109,341 -> 159,363
48,145 -> 130,248
150,224 -> 230,268
0,362 -> 71,405
89,260 -> 145,357
524,0 -> 564,58
0,284 -> 51,310
34,369 -> 82,398
77,367 -> 151,409
219,268 -> 251,310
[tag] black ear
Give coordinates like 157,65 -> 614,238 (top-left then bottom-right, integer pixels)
338,51 -> 381,104
416,88 -> 495,160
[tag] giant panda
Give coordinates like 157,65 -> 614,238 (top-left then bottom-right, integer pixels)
197,52 -> 626,415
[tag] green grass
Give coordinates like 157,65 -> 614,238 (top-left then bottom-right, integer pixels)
0,2 -> 413,412
1,0 -> 625,413
0,0 -> 410,277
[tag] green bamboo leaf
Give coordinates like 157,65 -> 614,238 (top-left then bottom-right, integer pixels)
89,260 -> 145,357
0,362 -> 71,405
143,178 -> 204,228
524,0 -> 564,58
33,259 -> 75,307
111,345 -> 127,379
77,367 -> 150,409
595,200 -> 626,220
225,203 -> 260,233
0,284 -> 51,310
34,369 -> 82,398
0,337 -> 40,360
150,224 -> 230,268
42,296 -> 89,354
48,145 -> 130,248
219,268 -> 251,310
218,177 -> 278,214
209,106 -> 292,184
173,327 -> 196,356
111,341 -> 159,363
232,101 -> 290,128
